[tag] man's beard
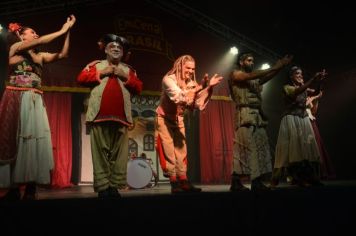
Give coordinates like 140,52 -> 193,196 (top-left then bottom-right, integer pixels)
245,65 -> 253,73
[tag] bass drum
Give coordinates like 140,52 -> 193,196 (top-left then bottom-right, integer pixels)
127,158 -> 153,189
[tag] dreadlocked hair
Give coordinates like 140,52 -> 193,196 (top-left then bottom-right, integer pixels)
166,55 -> 196,89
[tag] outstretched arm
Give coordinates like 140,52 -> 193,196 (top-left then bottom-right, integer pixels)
231,55 -> 292,83
259,55 -> 293,84
294,70 -> 326,96
42,15 -> 76,63
9,15 -> 76,59
193,73 -> 223,110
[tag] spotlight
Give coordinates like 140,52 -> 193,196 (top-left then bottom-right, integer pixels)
230,46 -> 238,55
261,63 -> 270,70
0,24 -> 3,33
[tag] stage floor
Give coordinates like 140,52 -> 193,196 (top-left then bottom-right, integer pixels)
1,179 -> 353,199
1,180 -> 356,235
0,180 -> 356,200
38,182 -> 230,199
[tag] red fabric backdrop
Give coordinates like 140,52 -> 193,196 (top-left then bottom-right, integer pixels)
199,100 -> 235,184
44,92 -> 73,188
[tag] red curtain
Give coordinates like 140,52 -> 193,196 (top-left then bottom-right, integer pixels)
44,92 -> 73,188
199,100 -> 235,184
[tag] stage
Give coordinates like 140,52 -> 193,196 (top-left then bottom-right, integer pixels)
1,181 -> 355,235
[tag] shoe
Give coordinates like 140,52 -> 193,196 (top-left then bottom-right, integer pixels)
23,184 -> 37,200
170,181 -> 184,193
98,188 -> 110,199
179,180 -> 202,192
230,175 -> 250,192
99,187 -> 121,199
251,178 -> 271,192
108,187 -> 121,198
230,183 -> 250,192
0,188 -> 21,201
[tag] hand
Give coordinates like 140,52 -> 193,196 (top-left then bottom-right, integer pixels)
320,69 -> 327,78
185,89 -> 196,105
67,14 -> 76,28
307,88 -> 315,93
100,66 -> 115,77
306,96 -> 313,106
113,66 -> 128,81
201,73 -> 209,88
281,55 -> 293,66
61,15 -> 76,33
208,73 -> 223,87
275,55 -> 293,68
314,69 -> 327,81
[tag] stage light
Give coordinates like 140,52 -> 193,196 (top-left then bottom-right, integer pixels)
0,24 -> 3,33
230,46 -> 238,55
261,63 -> 270,70
206,47 -> 239,86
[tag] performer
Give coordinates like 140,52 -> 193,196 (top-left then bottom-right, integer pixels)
0,15 -> 76,200
155,54 -> 223,193
271,66 -> 325,187
77,34 -> 142,198
228,52 -> 292,191
306,90 -> 336,180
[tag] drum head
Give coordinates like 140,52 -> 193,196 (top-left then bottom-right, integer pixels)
127,158 -> 153,189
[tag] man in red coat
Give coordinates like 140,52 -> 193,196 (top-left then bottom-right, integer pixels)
77,34 -> 142,198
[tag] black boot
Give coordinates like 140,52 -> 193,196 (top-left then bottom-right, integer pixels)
23,183 -> 37,200
98,188 -> 110,199
98,187 -> 121,199
251,177 -> 270,192
230,174 -> 250,192
108,187 -> 121,199
170,181 -> 183,194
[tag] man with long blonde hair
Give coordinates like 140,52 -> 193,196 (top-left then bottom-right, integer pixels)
155,55 -> 222,193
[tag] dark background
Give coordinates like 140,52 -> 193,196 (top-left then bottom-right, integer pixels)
181,0 -> 356,179
181,0 -> 356,73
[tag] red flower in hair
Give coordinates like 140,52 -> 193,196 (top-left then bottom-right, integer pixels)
8,22 -> 22,33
